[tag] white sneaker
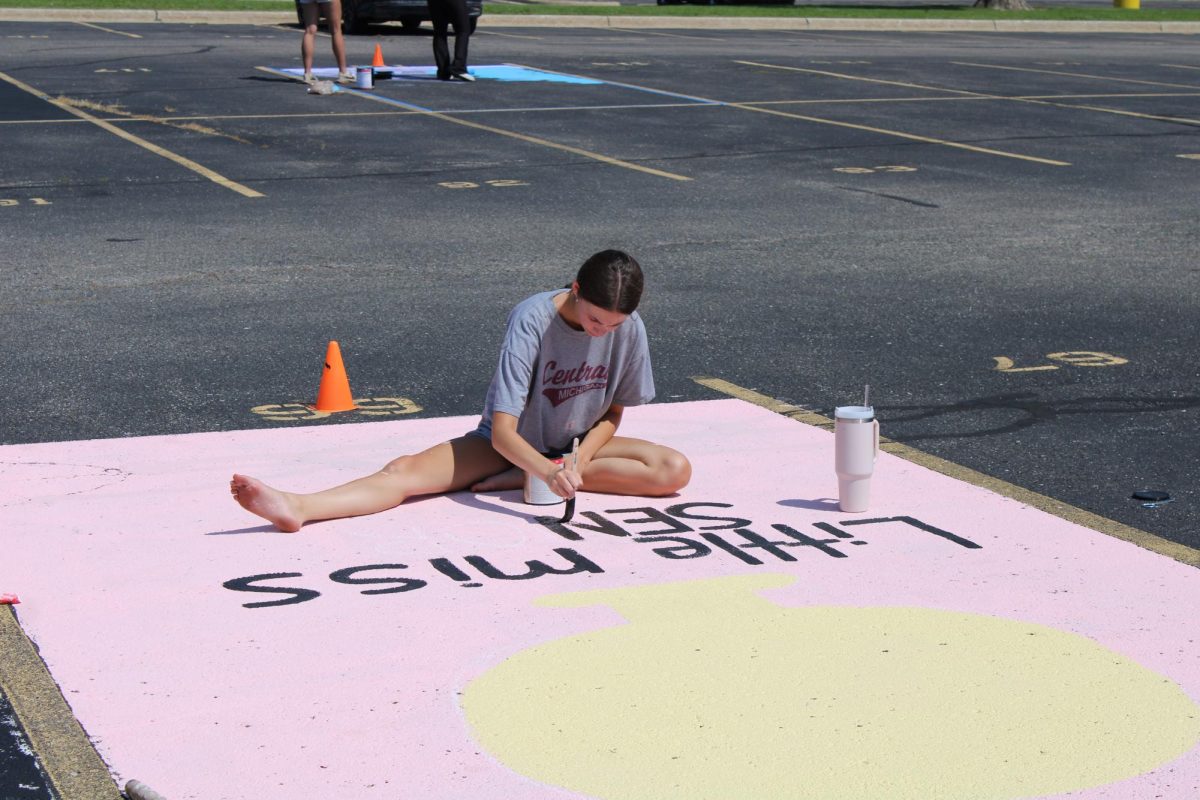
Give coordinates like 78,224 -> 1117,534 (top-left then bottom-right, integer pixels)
337,70 -> 355,84
303,72 -> 316,84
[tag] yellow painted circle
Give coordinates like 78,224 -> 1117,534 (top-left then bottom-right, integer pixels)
463,575 -> 1200,800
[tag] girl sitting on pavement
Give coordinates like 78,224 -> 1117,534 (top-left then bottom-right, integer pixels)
230,249 -> 691,532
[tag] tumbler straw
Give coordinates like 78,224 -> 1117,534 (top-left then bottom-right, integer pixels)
863,384 -> 870,408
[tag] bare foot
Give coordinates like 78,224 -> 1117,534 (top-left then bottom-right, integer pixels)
470,466 -> 524,493
230,474 -> 304,532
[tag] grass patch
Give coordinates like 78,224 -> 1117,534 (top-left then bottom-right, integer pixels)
1,0 -> 1198,20
0,0 -> 296,9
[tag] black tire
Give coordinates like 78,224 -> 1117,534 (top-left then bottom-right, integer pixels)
295,2 -> 304,26
400,16 -> 422,32
341,0 -> 368,34
468,16 -> 478,33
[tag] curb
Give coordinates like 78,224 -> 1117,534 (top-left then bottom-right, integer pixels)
2,8 -> 1199,32
0,607 -> 123,800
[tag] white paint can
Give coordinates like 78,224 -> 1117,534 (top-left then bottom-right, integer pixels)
126,780 -> 170,800
523,459 -> 564,506
355,66 -> 373,89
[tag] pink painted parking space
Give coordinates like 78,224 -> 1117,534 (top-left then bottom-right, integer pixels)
1,399 -> 1198,799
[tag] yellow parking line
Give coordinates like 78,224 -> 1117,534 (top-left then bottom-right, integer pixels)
735,102 -> 1070,166
692,376 -> 834,428
738,60 -> 983,97
1039,102 -> 1200,126
740,62 -> 1200,105
1019,91 -> 1200,100
693,376 -> 1200,569
749,91 -> 1200,108
533,62 -> 1067,167
0,71 -> 264,198
742,60 -> 1200,145
753,95 -> 993,106
952,61 -> 1200,91
732,60 -> 1069,165
73,20 -> 141,38
387,104 -> 694,182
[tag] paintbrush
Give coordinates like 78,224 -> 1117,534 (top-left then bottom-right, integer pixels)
559,437 -> 579,524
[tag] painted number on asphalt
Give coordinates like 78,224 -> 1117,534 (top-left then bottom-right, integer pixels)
251,396 -> 423,423
0,198 -> 51,207
993,351 -> 1129,373
353,397 -> 423,416
438,180 -> 529,189
833,166 -> 917,174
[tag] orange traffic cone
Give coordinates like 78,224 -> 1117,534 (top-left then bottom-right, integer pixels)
314,340 -> 356,412
372,44 -> 385,68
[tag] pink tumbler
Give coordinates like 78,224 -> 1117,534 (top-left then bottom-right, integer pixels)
835,405 -> 879,513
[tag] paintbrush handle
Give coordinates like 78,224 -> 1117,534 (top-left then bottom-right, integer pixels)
559,437 -> 580,522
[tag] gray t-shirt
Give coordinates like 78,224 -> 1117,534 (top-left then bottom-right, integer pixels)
474,290 -> 656,454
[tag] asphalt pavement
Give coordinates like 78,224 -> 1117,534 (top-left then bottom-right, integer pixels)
1,13 -> 1198,798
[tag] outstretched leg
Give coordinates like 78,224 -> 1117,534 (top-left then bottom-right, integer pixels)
580,436 -> 691,497
231,434 -> 510,532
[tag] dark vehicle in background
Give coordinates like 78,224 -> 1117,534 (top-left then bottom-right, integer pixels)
657,0 -> 788,4
296,0 -> 483,35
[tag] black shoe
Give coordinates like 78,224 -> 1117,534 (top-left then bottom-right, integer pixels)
436,70 -> 451,81
450,71 -> 475,82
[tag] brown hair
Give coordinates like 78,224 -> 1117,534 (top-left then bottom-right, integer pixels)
575,250 -> 644,315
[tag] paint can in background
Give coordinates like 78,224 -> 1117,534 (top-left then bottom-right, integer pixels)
355,66 -> 374,89
126,780 -> 169,800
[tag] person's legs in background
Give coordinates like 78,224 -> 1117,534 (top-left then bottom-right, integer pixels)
445,0 -> 472,80
299,0 -> 352,83
324,0 -> 353,82
298,0 -> 320,82
428,0 -> 452,80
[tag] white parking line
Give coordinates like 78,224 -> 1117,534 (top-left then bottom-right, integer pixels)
255,65 -> 693,182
